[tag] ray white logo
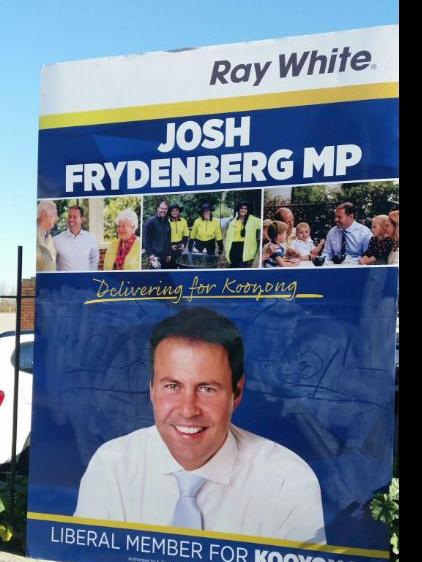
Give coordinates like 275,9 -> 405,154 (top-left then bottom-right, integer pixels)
278,46 -> 372,77
210,46 -> 372,86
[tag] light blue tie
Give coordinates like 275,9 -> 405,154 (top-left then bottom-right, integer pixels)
171,471 -> 206,529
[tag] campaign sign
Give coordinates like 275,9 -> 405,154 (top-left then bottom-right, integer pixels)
30,25 -> 398,562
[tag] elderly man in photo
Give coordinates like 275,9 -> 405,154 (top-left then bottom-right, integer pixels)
274,206 -> 296,248
74,307 -> 326,544
36,200 -> 58,272
322,202 -> 372,261
53,205 -> 99,271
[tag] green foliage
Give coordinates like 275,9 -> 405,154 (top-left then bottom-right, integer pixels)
142,193 -> 228,227
0,491 -> 13,543
341,182 -> 400,221
370,478 -> 399,561
0,473 -> 28,552
142,191 -> 262,228
104,197 -> 141,240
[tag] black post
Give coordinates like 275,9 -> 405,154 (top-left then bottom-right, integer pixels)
10,245 -> 23,523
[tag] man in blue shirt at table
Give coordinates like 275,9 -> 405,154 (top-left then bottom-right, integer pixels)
322,202 -> 372,261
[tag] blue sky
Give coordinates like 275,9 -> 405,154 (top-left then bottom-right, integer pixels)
0,0 -> 398,289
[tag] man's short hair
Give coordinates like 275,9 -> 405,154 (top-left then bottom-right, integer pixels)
275,207 -> 294,224
69,205 -> 85,217
150,307 -> 244,393
336,202 -> 355,216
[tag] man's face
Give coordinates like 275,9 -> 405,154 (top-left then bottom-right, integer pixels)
67,208 -> 83,234
277,208 -> 294,227
335,208 -> 354,229
157,202 -> 168,217
150,337 -> 243,470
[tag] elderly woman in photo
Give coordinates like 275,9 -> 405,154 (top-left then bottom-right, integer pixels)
104,209 -> 140,270
385,209 -> 399,265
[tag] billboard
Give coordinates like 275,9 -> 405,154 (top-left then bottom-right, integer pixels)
30,25 -> 399,562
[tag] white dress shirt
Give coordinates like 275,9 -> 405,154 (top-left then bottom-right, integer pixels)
54,229 -> 99,271
74,425 -> 326,544
291,237 -> 314,257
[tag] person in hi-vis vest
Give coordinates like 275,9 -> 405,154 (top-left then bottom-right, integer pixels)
225,201 -> 261,268
188,203 -> 223,256
168,203 -> 189,268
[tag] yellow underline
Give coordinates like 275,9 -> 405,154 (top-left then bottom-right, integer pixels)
27,512 -> 389,559
84,293 -> 323,305
39,82 -> 398,129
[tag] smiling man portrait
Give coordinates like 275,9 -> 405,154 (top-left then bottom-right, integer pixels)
74,307 -> 326,544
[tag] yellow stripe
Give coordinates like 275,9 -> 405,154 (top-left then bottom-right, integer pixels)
27,512 -> 389,559
39,82 -> 398,130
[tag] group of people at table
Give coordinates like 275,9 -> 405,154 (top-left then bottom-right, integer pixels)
36,199 -> 399,272
262,203 -> 399,268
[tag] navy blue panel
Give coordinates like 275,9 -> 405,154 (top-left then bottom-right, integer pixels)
27,518 -> 389,562
29,267 -> 398,553
38,99 -> 399,198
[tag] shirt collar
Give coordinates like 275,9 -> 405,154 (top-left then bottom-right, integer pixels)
339,220 -> 357,234
155,425 -> 237,485
66,228 -> 84,238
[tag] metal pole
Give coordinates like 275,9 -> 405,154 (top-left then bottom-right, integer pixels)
10,245 -> 23,523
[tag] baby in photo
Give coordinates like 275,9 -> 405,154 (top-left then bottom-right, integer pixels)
291,222 -> 325,261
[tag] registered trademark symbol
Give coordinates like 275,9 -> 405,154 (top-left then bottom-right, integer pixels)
371,63 -> 377,69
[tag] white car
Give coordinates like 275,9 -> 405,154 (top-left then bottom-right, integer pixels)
0,331 -> 34,465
